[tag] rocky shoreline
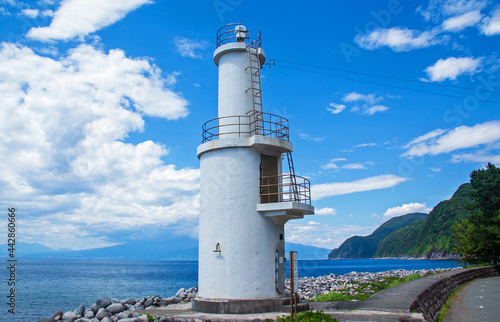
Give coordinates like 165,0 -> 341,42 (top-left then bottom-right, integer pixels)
40,267 -> 461,322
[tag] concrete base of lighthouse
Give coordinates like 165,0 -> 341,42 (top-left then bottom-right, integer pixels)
192,297 -> 285,314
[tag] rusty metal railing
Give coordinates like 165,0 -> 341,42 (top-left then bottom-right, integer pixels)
202,110 -> 289,143
260,174 -> 311,205
216,23 -> 261,48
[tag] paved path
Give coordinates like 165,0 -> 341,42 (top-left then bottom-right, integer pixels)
444,276 -> 500,322
313,269 -> 460,312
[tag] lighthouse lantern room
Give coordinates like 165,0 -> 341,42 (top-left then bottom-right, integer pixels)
193,23 -> 314,314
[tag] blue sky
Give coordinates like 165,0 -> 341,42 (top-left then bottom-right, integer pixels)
0,0 -> 499,251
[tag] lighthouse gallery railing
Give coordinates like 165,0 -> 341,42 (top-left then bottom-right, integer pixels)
260,174 -> 311,205
216,23 -> 261,49
202,110 -> 289,143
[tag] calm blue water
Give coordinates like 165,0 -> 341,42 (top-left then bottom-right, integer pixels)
2,258 -> 461,321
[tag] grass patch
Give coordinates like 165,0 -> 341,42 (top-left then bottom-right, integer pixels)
463,263 -> 492,269
275,310 -> 339,322
311,273 -> 425,302
437,281 -> 472,322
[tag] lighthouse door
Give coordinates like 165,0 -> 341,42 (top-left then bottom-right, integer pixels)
275,245 -> 285,293
260,155 -> 279,203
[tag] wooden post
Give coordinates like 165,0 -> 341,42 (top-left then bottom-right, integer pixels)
294,292 -> 299,313
290,251 -> 294,322
289,251 -> 298,321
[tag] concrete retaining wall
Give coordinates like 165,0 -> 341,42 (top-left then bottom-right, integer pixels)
409,266 -> 500,321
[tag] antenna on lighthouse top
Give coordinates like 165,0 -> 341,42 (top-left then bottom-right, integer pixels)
216,23 -> 261,49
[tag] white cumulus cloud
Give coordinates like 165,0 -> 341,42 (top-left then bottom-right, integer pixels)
174,37 -> 208,59
342,92 -> 383,105
298,131 -> 325,143
383,202 -> 432,219
312,175 -> 409,200
0,43 -> 196,250
451,153 -> 500,164
424,56 -> 482,82
364,105 -> 389,115
340,92 -> 389,115
326,103 -> 346,114
315,207 -> 337,216
481,8 -> 500,35
418,0 -> 488,22
402,121 -> 500,158
27,0 -> 152,41
22,8 -> 39,18
442,10 -> 483,31
342,163 -> 367,170
355,27 -> 442,52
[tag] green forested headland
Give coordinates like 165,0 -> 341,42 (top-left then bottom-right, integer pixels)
329,183 -> 473,259
328,212 -> 428,259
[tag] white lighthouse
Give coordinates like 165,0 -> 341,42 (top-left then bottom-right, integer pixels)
193,24 -> 314,314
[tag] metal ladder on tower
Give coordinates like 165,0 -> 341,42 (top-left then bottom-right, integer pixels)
246,43 -> 263,135
286,152 -> 299,202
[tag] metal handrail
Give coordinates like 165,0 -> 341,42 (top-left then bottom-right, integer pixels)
216,23 -> 261,48
260,174 -> 311,205
202,111 -> 289,143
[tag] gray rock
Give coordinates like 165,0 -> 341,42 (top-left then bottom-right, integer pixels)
84,310 -> 94,319
76,319 -> 92,322
126,299 -> 137,305
53,310 -> 64,320
143,299 -> 153,307
89,303 -> 97,313
137,315 -> 150,322
96,298 -> 112,310
117,319 -> 137,322
133,313 -> 140,318
95,308 -> 111,320
165,316 -> 176,322
75,304 -> 85,317
116,312 -> 130,319
107,303 -> 125,314
112,298 -> 120,303
62,311 -> 77,321
101,317 -> 113,322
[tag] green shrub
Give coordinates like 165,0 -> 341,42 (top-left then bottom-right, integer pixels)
275,310 -> 338,322
144,314 -> 155,322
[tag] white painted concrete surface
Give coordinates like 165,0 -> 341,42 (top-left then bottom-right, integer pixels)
198,147 -> 284,299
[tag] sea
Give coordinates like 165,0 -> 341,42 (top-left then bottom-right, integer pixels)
2,258 -> 461,321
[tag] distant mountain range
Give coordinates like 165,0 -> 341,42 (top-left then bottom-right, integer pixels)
329,183 -> 472,259
1,240 -> 330,260
328,212 -> 428,259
